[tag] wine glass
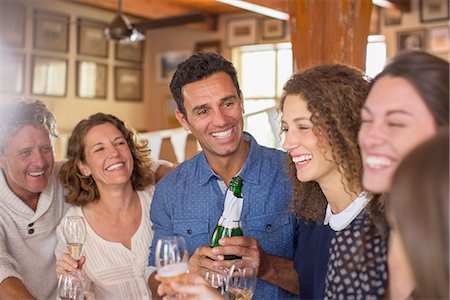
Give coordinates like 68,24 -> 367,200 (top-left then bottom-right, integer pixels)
205,268 -> 228,295
225,259 -> 257,300
57,272 -> 84,300
155,236 -> 189,299
63,216 -> 87,262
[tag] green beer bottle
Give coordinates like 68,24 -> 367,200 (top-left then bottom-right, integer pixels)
210,176 -> 244,260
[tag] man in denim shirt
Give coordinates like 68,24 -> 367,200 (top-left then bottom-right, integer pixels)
147,53 -> 298,299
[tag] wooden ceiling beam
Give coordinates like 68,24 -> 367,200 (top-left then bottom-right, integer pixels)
388,0 -> 411,12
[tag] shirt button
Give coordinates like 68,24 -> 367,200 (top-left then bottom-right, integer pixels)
28,223 -> 34,227
187,229 -> 192,234
28,228 -> 35,234
266,224 -> 272,230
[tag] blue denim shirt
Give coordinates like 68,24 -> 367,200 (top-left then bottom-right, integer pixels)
149,133 -> 298,299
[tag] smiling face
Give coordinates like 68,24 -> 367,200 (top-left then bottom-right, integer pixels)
358,76 -> 436,193
281,95 -> 340,187
77,122 -> 134,190
0,125 -> 54,203
175,71 -> 245,160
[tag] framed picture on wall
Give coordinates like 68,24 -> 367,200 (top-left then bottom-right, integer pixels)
116,41 -> 143,62
262,18 -> 286,40
195,40 -> 221,54
114,66 -> 142,101
33,9 -> 69,52
226,17 -> 258,47
397,29 -> 426,52
428,26 -> 450,52
78,18 -> 108,57
0,2 -> 26,48
420,0 -> 449,22
384,7 -> 402,26
31,56 -> 67,97
0,52 -> 24,94
76,61 -> 107,99
156,50 -> 190,83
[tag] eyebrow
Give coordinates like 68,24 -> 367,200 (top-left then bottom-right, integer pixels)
362,106 -> 413,116
281,116 -> 311,124
89,136 -> 124,149
191,94 -> 238,114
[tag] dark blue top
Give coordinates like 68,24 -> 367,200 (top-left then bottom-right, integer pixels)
294,219 -> 335,300
149,132 -> 298,299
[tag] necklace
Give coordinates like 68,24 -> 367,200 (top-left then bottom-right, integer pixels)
323,191 -> 370,231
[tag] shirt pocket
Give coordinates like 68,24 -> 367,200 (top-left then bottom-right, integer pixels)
173,219 -> 210,250
243,212 -> 295,257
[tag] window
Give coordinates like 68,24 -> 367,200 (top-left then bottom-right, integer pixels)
366,35 -> 387,78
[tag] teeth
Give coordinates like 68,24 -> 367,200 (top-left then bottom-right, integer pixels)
366,156 -> 392,169
28,171 -> 44,177
211,128 -> 233,139
292,154 -> 312,164
106,163 -> 124,171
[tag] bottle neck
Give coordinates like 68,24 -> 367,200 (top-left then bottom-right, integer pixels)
219,216 -> 241,229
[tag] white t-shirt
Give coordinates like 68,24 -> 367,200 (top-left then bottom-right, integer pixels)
55,188 -> 154,300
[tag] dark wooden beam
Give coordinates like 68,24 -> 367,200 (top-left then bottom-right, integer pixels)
388,0 -> 411,12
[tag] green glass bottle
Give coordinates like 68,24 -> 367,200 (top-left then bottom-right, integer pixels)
210,176 -> 244,260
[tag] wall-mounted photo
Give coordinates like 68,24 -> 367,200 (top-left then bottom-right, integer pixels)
156,50 -> 190,83
262,18 -> 286,40
78,18 -> 108,58
420,0 -> 449,22
384,7 -> 403,26
0,52 -> 24,94
0,2 -> 26,48
226,17 -> 258,47
428,26 -> 450,52
115,67 -> 142,101
33,9 -> 69,52
116,41 -> 143,62
77,61 -> 107,99
31,56 -> 67,97
195,40 -> 221,54
397,29 -> 426,52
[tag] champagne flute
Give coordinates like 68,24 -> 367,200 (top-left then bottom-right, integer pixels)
226,259 -> 257,300
57,272 -> 84,300
63,216 -> 87,262
155,236 -> 189,299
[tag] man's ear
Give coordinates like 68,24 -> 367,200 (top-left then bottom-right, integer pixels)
76,160 -> 91,176
239,93 -> 245,114
0,153 -> 6,170
175,109 -> 191,132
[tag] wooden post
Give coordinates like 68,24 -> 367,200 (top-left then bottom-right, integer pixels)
288,0 -> 372,71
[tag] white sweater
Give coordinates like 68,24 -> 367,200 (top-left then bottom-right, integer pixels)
0,162 -> 69,299
55,188 -> 155,300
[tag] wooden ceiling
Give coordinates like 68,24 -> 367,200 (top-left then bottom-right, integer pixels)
67,0 -> 410,22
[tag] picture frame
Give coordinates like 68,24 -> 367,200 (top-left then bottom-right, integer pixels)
116,42 -> 143,62
156,50 -> 190,83
163,95 -> 180,128
370,6 -> 381,35
397,29 -> 426,52
114,66 -> 142,101
262,18 -> 286,40
31,56 -> 67,97
0,52 -> 24,94
384,7 -> 403,26
77,18 -> 108,58
420,0 -> 449,23
76,61 -> 107,99
33,9 -> 69,52
195,40 -> 221,54
0,2 -> 26,48
428,26 -> 450,52
226,17 -> 258,47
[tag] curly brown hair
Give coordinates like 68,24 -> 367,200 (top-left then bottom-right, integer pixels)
59,113 -> 155,206
280,64 -> 371,223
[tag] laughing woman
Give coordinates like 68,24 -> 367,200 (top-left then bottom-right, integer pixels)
280,64 -> 387,299
55,113 -> 170,299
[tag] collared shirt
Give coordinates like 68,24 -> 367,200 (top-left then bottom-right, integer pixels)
148,132 -> 298,299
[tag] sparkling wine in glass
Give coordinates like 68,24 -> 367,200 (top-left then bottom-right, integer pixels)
226,259 -> 257,300
63,216 -> 87,261
155,236 -> 189,299
57,272 -> 84,300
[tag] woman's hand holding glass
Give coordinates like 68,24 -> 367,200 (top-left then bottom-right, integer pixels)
155,236 -> 190,299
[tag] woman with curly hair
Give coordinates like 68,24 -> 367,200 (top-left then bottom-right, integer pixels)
280,64 -> 387,299
54,113 -> 171,299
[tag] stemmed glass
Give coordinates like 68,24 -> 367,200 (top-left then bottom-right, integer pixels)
225,259 -> 257,300
57,272 -> 84,300
205,268 -> 228,295
63,216 -> 87,262
155,236 -> 189,299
